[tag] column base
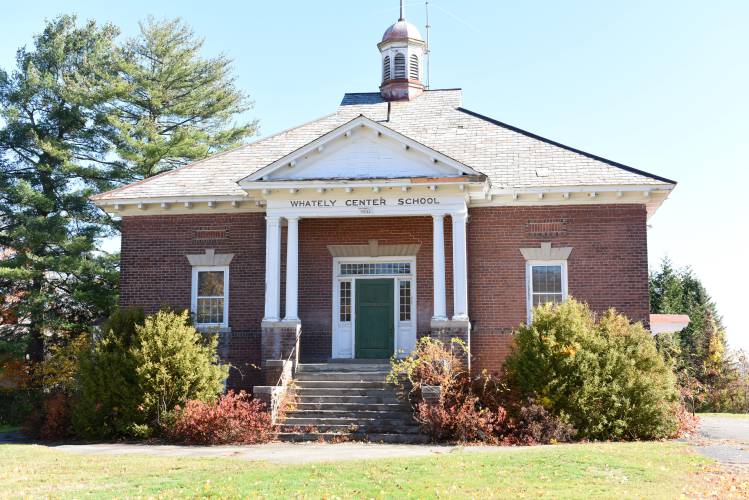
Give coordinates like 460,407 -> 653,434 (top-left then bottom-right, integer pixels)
429,318 -> 471,373
260,321 -> 301,377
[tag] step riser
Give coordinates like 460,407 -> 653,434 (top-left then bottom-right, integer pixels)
285,411 -> 412,420
295,373 -> 389,382
277,433 -> 430,444
283,417 -> 416,427
295,403 -> 409,411
291,388 -> 393,397
295,396 -> 402,404
294,381 -> 387,389
277,424 -> 421,433
297,364 -> 391,373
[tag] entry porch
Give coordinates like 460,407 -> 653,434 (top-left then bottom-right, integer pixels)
258,189 -> 473,374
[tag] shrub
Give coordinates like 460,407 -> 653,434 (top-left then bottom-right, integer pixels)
415,396 -> 503,443
73,308 -> 228,439
134,309 -> 228,427
391,338 -> 513,443
672,403 -> 700,438
510,401 -> 575,445
166,391 -> 272,445
73,307 -> 147,439
0,359 -> 36,426
504,298 -> 680,440
23,392 -> 73,440
389,336 -> 469,398
0,388 -> 37,427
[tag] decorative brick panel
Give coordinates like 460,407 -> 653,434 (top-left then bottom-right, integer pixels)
193,227 -> 228,242
524,218 -> 567,238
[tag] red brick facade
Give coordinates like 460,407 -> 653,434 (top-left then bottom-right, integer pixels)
120,214 -> 267,390
120,203 -> 649,388
467,204 -> 649,374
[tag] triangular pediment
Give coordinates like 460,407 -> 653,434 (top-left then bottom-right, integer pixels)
241,115 -> 479,183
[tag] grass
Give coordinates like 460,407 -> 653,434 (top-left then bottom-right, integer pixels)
0,441 -> 709,499
698,412 -> 749,419
0,424 -> 19,433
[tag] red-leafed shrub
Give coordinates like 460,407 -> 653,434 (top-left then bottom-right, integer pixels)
415,395 -> 504,444
510,402 -> 575,445
672,404 -> 700,438
390,337 -> 576,445
23,392 -> 73,441
166,391 -> 273,445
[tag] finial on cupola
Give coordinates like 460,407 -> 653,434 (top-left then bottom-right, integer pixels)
378,0 -> 427,101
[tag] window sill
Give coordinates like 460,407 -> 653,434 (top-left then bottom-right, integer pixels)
196,325 -> 231,334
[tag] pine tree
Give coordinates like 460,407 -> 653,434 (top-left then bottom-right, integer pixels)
102,17 -> 258,183
650,257 -> 727,386
0,16 -> 120,362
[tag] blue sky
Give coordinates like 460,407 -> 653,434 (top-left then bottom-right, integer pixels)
3,1 -> 747,348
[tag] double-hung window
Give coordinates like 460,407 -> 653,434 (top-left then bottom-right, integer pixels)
191,266 -> 229,329
526,261 -> 567,323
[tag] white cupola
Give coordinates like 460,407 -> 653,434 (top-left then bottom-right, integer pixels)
378,1 -> 426,101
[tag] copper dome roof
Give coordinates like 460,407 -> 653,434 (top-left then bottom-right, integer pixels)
381,19 -> 424,43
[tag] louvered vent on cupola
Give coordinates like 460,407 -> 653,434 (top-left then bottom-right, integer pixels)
409,54 -> 419,80
394,53 -> 406,79
383,56 -> 391,82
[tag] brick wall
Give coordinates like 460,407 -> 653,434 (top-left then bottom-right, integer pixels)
119,203 -> 649,384
120,213 -> 266,391
467,204 -> 649,374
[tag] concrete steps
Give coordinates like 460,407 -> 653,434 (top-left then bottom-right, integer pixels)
295,372 -> 391,382
277,362 -> 425,444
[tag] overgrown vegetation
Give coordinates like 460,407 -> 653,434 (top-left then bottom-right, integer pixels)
650,258 -> 744,413
166,391 -> 272,445
389,337 -> 574,444
505,299 -> 681,440
73,309 -> 228,439
393,299 -> 691,443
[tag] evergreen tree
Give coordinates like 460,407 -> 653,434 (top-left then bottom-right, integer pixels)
0,16 -> 120,362
650,257 -> 727,385
102,17 -> 258,183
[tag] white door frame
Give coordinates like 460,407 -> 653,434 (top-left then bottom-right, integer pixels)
331,255 -> 417,359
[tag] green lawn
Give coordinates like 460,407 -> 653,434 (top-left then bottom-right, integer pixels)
0,441 -> 709,499
698,412 -> 749,419
0,424 -> 19,433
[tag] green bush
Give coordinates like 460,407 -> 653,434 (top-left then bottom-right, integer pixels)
134,309 -> 228,427
504,298 -> 680,440
73,308 -> 228,439
73,308 -> 147,438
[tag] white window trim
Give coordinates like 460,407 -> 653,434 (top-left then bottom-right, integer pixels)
191,265 -> 230,329
525,260 -> 568,324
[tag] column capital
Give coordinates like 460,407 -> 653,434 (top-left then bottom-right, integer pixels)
285,215 -> 300,222
451,210 -> 468,222
431,213 -> 445,221
265,215 -> 281,224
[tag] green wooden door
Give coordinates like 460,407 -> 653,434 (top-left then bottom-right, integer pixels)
355,279 -> 394,359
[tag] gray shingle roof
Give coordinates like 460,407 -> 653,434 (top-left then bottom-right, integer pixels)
92,89 -> 674,201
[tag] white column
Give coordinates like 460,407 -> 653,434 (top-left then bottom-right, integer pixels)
432,214 -> 447,321
284,216 -> 299,321
263,215 -> 282,321
451,211 -> 469,321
